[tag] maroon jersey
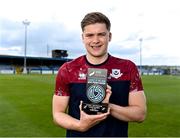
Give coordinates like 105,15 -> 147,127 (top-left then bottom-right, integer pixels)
54,54 -> 143,137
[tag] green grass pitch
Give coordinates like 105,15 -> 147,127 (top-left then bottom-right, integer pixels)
0,74 -> 180,137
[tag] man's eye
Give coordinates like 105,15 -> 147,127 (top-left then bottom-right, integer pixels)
99,33 -> 106,36
85,34 -> 93,37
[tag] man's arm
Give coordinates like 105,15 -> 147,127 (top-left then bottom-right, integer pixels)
52,95 -> 110,132
52,95 -> 80,130
109,91 -> 147,122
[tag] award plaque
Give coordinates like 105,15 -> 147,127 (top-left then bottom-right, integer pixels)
82,68 -> 108,114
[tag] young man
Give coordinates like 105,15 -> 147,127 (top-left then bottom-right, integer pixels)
52,12 -> 147,137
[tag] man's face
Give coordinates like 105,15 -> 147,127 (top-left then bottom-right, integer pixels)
82,23 -> 111,58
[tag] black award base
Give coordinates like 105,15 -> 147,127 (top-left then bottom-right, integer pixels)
82,102 -> 108,115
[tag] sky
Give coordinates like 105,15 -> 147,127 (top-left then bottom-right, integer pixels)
0,0 -> 180,65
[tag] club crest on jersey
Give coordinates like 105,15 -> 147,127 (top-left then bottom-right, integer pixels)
110,69 -> 123,79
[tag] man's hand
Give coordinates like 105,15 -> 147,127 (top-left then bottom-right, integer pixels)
78,101 -> 110,132
102,84 -> 112,104
77,84 -> 112,132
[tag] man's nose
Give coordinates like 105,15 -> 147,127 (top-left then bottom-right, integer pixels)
92,36 -> 100,43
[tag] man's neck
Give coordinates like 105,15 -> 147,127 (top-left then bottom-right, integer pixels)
86,53 -> 108,65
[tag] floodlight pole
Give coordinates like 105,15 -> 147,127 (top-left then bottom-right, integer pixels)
47,44 -> 49,57
139,38 -> 143,75
22,19 -> 30,74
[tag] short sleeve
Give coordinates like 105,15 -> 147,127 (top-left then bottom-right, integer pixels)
129,62 -> 143,92
54,63 -> 70,96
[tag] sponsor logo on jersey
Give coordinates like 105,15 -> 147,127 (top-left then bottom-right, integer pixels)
78,72 -> 86,80
78,68 -> 86,80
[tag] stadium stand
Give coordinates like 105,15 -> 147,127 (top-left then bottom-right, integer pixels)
1,54 -> 179,75
0,55 -> 72,74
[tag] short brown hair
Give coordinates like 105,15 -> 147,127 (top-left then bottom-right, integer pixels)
81,12 -> 111,31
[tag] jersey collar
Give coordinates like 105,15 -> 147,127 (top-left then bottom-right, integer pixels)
84,53 -> 111,67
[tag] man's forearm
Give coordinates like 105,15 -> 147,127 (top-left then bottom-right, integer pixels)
53,112 -> 81,131
109,103 -> 146,122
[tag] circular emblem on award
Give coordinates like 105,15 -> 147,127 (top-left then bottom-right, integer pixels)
87,84 -> 105,103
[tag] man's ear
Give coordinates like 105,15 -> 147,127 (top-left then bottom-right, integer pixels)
109,32 -> 112,42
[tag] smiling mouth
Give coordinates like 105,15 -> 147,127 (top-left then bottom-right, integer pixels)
91,45 -> 101,49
